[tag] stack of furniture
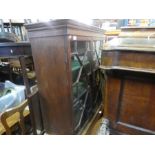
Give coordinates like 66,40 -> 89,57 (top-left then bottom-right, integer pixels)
0,19 -> 28,41
26,19 -> 104,134
0,42 -> 43,134
0,43 -> 33,90
101,27 -> 155,134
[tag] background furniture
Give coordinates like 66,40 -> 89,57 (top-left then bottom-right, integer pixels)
0,42 -> 31,82
0,42 -> 31,57
0,42 -> 43,134
26,19 -> 104,134
0,19 -> 28,41
101,27 -> 155,134
104,29 -> 121,43
9,56 -> 36,91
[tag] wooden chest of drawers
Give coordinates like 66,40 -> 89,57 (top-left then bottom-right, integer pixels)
101,27 -> 155,134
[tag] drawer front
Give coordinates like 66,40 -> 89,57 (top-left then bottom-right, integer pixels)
0,46 -> 31,56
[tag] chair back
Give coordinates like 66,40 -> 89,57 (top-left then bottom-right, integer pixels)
0,85 -> 43,135
0,99 -> 29,135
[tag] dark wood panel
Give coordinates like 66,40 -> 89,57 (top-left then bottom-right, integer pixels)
105,77 -> 121,127
102,51 -> 155,70
117,78 -> 155,133
104,72 -> 155,134
30,36 -> 73,134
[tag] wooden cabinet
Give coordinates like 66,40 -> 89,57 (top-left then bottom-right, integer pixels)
101,27 -> 155,134
26,19 -> 104,134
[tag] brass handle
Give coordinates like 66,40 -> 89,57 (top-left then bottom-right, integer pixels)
10,49 -> 13,54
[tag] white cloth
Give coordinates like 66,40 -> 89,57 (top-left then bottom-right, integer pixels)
0,81 -> 25,113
